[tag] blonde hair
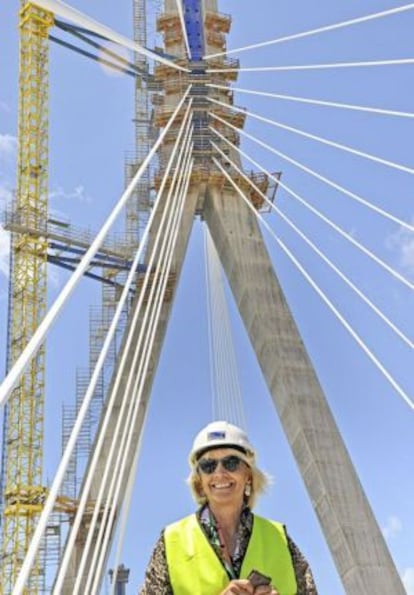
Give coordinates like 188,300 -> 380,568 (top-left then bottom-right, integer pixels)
187,449 -> 271,509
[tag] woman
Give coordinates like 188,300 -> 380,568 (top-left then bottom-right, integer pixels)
140,421 -> 318,594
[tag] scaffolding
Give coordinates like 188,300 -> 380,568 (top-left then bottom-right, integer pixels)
56,1 -> 154,579
125,0 -> 153,246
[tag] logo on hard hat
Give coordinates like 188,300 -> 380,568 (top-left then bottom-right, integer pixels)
207,431 -> 226,440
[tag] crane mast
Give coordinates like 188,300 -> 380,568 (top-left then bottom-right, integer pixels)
0,2 -> 53,592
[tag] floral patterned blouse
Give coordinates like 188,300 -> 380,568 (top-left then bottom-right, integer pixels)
139,505 -> 318,594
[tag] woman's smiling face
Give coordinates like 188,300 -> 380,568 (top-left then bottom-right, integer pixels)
197,448 -> 252,509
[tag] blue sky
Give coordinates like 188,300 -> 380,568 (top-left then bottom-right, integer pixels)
1,0 -> 413,593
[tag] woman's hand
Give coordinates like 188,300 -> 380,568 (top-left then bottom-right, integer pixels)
220,581 -> 279,594
255,585 -> 279,595
220,579 -> 254,594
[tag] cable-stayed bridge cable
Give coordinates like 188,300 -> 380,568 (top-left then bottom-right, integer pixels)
212,157 -> 414,411
51,99 -> 193,594
208,238 -> 229,418
108,157 -> 195,595
94,148 -> 193,591
204,4 -> 414,59
211,140 -> 413,350
82,112 -> 194,588
91,145 -> 194,594
82,125 -> 194,594
207,58 -> 414,74
70,113 -> 194,594
88,163 -> 193,591
207,84 -> 414,119
207,97 -> 414,176
204,230 -> 219,417
49,34 -> 140,77
34,0 -> 189,71
52,20 -> 149,77
0,86 -> 192,416
208,113 -> 414,233
209,124 -> 414,291
204,227 -> 247,429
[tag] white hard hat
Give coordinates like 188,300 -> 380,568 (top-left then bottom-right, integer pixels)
189,421 -> 255,465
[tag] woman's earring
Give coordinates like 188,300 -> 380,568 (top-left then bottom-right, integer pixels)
244,482 -> 251,497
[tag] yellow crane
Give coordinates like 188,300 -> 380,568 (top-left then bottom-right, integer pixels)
0,2 -> 53,591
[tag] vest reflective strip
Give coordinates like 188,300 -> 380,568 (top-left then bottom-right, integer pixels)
164,514 -> 298,595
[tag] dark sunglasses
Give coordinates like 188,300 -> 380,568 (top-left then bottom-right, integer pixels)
197,455 -> 244,475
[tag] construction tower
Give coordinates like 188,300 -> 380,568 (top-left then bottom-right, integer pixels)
0,2 -> 53,592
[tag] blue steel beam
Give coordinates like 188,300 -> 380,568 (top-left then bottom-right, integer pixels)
182,0 -> 205,61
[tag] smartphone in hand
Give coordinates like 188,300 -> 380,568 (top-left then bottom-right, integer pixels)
247,569 -> 272,588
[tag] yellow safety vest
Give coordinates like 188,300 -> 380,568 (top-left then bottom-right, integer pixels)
164,513 -> 298,595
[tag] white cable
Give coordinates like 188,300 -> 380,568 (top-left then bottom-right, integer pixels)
212,113 -> 414,232
212,157 -> 414,411
213,242 -> 230,415
91,149 -> 192,590
206,226 -> 243,425
34,0 -> 189,71
211,140 -> 413,350
108,159 -> 194,595
0,86 -> 192,414
205,228 -> 247,428
51,99 -> 193,594
83,126 -> 193,594
208,112 -> 414,233
210,124 -> 414,291
83,116 -> 194,586
98,149 -> 194,593
207,83 -> 414,119
204,4 -> 414,59
70,113 -> 193,594
207,57 -> 414,74
174,0 -> 191,58
207,96 -> 414,176
11,88 -> 192,595
209,247 -> 225,415
57,112 -> 191,591
204,229 -> 219,417
208,233 -> 228,418
90,143 -> 194,594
